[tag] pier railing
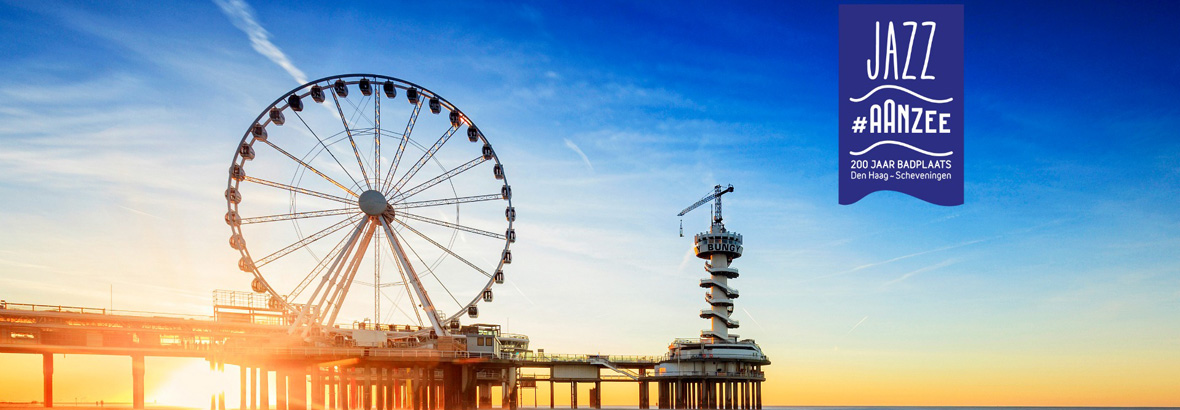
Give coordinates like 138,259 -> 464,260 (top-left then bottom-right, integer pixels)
0,301 -> 215,320
510,352 -> 663,365
652,369 -> 766,378
215,345 -> 504,360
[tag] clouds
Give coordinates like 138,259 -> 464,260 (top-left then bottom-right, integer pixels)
563,138 -> 594,172
213,0 -> 308,85
0,3 -> 1179,404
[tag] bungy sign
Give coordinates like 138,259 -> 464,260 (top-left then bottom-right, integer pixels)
839,4 -> 963,206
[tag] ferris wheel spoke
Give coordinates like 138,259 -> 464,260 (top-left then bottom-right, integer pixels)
343,92 -> 372,130
290,111 -> 365,192
373,226 -> 380,322
242,176 -> 355,206
400,212 -> 505,240
394,228 -> 464,308
256,139 -> 358,197
240,207 -> 358,225
329,87 -> 373,189
380,290 -> 419,327
374,91 -> 382,188
385,244 -> 424,327
389,156 -> 488,203
381,98 -> 423,193
396,194 -> 503,210
385,125 -> 459,196
391,217 -> 492,278
255,214 -> 363,268
379,217 -> 446,334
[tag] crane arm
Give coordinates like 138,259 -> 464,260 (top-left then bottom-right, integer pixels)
678,193 -> 718,217
677,185 -> 734,217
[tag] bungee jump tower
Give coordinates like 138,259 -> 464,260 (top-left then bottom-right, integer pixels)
648,184 -> 770,409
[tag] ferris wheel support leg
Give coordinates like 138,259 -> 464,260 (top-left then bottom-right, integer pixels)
379,217 -> 448,336
291,218 -> 369,335
306,235 -> 365,332
322,222 -> 379,328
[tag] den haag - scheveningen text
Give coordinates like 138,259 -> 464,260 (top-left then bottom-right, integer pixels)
850,20 -> 953,183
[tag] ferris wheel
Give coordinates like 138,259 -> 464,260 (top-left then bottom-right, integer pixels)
224,74 -> 515,337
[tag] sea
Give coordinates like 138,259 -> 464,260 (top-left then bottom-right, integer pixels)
3,405 -> 1178,410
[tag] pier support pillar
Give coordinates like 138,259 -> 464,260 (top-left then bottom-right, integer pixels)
736,382 -> 742,410
313,367 -> 325,410
570,381 -> 577,409
746,382 -> 752,410
298,369 -> 312,410
260,368 -> 270,410
42,353 -> 53,408
218,361 -> 226,410
731,382 -> 741,410
210,360 -> 217,410
722,382 -> 728,409
241,366 -> 249,410
389,368 -> 397,410
755,382 -> 761,410
705,381 -> 712,410
740,382 -> 745,410
251,367 -> 260,410
674,380 -> 681,409
344,369 -> 352,410
379,368 -> 388,410
714,381 -> 720,410
132,355 -> 145,410
398,377 -> 407,410
392,368 -> 400,410
276,370 -> 288,410
594,381 -> 601,409
655,381 -> 663,409
638,381 -> 648,409
364,367 -> 373,410
729,381 -> 735,409
698,381 -> 704,409
329,368 -> 338,410
251,367 -> 259,410
547,381 -> 553,409
479,383 -> 492,409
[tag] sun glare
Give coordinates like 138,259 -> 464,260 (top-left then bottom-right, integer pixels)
152,360 -> 240,409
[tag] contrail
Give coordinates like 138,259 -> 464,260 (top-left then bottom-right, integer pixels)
563,138 -> 594,172
846,315 -> 868,334
883,258 -> 957,287
507,280 -> 536,306
118,204 -> 164,220
807,237 -> 991,282
213,0 -> 308,85
741,307 -> 766,331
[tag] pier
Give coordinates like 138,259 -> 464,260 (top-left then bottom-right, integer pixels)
0,301 -> 683,409
1,74 -> 770,410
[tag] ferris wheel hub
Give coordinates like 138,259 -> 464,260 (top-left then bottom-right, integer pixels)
358,190 -> 390,216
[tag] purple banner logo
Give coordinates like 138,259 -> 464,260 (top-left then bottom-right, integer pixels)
839,4 -> 963,206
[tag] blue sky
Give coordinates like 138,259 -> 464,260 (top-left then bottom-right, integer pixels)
1,0 -> 1178,404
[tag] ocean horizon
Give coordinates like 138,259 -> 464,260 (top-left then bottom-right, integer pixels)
5,405 -> 1180,410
